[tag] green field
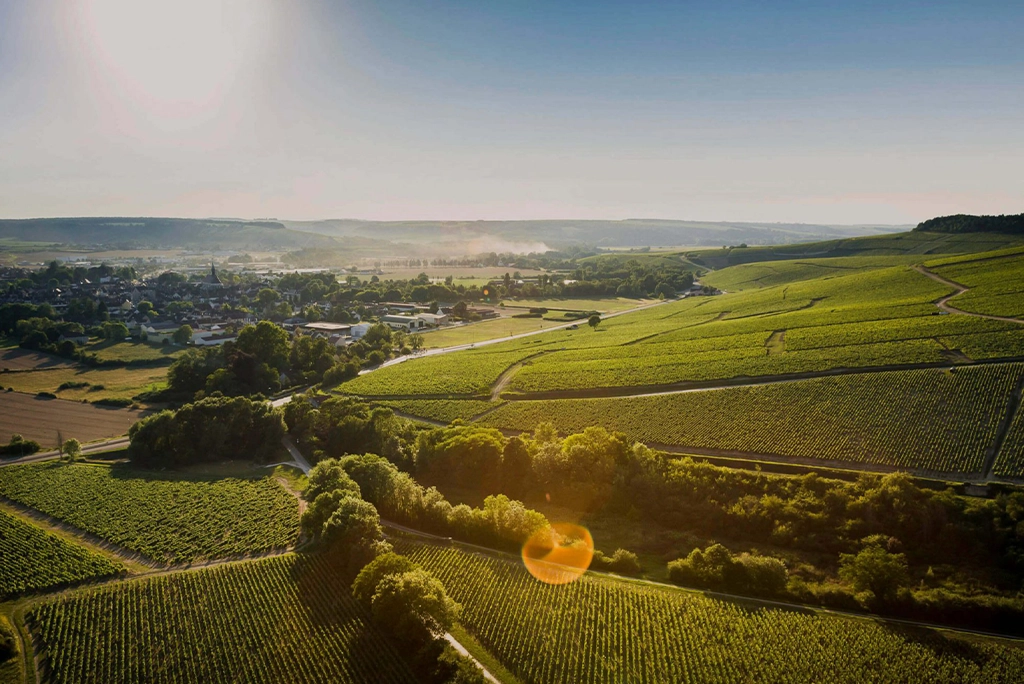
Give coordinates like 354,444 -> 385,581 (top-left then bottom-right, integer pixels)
400,539 -> 1024,684
84,340 -> 186,364
0,510 -> 123,599
26,553 -> 416,684
479,363 -> 1024,475
0,463 -> 299,564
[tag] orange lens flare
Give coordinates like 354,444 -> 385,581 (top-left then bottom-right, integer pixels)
521,522 -> 594,585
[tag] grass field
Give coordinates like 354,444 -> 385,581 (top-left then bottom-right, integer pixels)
25,553 -> 416,684
0,365 -> 168,403
0,392 -> 146,447
84,340 -> 186,364
399,538 -> 1024,684
0,510 -> 124,600
479,363 -> 1024,475
0,463 -> 299,564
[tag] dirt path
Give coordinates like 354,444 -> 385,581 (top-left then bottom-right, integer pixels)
914,265 -> 1024,324
490,351 -> 547,401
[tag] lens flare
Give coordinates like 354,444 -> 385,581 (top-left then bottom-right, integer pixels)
521,522 -> 594,585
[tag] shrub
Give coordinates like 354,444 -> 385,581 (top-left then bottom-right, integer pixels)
591,548 -> 642,575
0,434 -> 42,457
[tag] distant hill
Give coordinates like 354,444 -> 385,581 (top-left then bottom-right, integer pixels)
0,217 -> 341,250
282,218 -> 907,251
915,214 -> 1024,234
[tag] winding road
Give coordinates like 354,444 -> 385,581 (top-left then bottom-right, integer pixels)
914,265 -> 1024,324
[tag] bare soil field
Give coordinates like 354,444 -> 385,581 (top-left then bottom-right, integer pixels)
0,347 -> 75,371
0,392 -> 148,447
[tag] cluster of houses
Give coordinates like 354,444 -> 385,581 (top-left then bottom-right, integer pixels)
3,262 -> 501,349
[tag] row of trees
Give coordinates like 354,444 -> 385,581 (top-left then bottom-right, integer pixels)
298,460 -> 483,683
127,396 -> 285,467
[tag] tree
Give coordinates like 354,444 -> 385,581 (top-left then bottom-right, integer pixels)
352,552 -> 418,608
101,321 -> 129,341
256,288 -> 280,311
408,334 -> 424,352
62,438 -> 81,462
235,321 -> 290,372
172,324 -> 193,346
370,569 -> 461,644
588,314 -> 601,330
137,301 -> 155,316
839,543 -> 910,601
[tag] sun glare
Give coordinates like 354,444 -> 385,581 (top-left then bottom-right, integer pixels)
75,0 -> 273,119
521,522 -> 594,586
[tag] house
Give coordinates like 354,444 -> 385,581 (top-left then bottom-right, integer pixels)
301,322 -> 352,337
139,321 -> 179,344
350,323 -> 372,339
382,314 -> 426,332
192,326 -> 237,346
416,312 -> 449,327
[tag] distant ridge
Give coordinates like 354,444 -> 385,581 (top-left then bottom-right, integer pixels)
916,214 -> 1024,235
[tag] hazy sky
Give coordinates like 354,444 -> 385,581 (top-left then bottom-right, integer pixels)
0,0 -> 1021,224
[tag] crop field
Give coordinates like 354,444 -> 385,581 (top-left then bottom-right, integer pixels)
0,365 -> 168,403
0,347 -> 74,371
377,398 -> 499,424
0,463 -> 299,564
399,539 -> 1024,684
480,364 -> 1024,474
26,553 -> 416,684
0,392 -> 146,447
931,253 -> 1024,319
0,510 -> 123,599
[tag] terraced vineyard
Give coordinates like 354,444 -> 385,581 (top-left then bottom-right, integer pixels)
0,510 -> 123,599
26,554 -> 416,684
399,539 -> 1024,684
480,363 -> 1024,474
0,463 -> 299,564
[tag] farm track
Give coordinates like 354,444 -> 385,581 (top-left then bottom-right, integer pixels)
915,265 -> 1024,324
489,351 -> 547,401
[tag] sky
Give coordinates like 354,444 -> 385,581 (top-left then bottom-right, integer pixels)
0,0 -> 1021,224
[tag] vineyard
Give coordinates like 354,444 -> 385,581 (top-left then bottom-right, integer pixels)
344,261 -> 1024,401
398,539 -> 1024,683
26,553 -> 417,684
0,510 -> 123,599
480,363 -> 1024,474
0,463 -> 299,564
994,405 -> 1024,479
931,252 -> 1024,319
377,398 -> 499,424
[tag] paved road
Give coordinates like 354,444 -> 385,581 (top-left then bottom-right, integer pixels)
0,436 -> 129,467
